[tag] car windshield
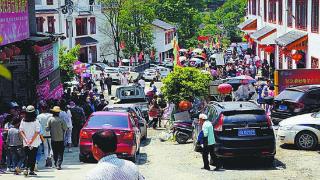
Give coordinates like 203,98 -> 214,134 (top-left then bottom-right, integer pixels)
87,115 -> 128,128
275,90 -> 304,102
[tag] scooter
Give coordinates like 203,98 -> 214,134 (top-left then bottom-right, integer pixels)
172,120 -> 193,144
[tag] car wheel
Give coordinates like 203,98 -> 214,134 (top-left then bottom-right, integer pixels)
295,131 -> 318,150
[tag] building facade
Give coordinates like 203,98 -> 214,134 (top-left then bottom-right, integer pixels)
239,0 -> 319,70
151,19 -> 177,62
35,0 -> 114,63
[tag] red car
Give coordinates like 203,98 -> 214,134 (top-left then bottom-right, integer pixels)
79,111 -> 141,162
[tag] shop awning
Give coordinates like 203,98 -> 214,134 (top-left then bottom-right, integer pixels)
251,26 -> 276,41
275,30 -> 308,50
75,37 -> 98,46
237,18 -> 257,31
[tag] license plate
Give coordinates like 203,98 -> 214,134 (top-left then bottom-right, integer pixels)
238,129 -> 256,136
279,105 -> 287,111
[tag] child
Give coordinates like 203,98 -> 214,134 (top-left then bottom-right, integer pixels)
6,118 -> 25,175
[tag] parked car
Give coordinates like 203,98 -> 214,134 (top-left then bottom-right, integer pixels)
104,67 -> 122,84
118,66 -> 139,82
79,111 -> 141,162
278,112 -> 320,150
103,104 -> 148,140
112,86 -> 149,121
143,69 -> 157,81
271,85 -> 320,124
162,58 -> 173,68
193,101 -> 276,164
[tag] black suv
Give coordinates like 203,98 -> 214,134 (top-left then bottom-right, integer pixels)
271,85 -> 320,123
193,101 -> 275,163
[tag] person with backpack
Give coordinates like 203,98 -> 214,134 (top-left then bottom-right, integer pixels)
69,102 -> 86,147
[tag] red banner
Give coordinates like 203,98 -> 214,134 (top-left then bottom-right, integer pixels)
276,69 -> 320,93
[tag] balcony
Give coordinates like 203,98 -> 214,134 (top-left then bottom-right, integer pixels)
75,4 -> 101,15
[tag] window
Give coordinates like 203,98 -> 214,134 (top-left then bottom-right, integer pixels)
76,18 -> 88,36
268,0 -> 276,23
87,115 -> 129,128
47,16 -> 55,33
36,17 -> 44,32
165,31 -> 173,45
311,57 -> 319,68
252,0 -> 256,15
296,0 -> 308,30
79,47 -> 88,63
47,0 -> 53,5
264,0 -> 267,21
89,46 -> 97,63
311,0 -> 319,33
278,0 -> 283,24
287,0 -> 293,27
89,17 -> 96,34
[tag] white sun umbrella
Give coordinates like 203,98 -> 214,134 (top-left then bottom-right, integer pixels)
179,56 -> 187,62
179,49 -> 188,52
122,59 -> 130,63
192,48 -> 203,54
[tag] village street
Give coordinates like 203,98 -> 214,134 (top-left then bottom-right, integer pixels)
1,128 -> 320,180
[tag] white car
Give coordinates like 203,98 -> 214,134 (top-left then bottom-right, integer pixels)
278,112 -> 320,150
105,67 -> 122,84
156,67 -> 171,79
162,58 -> 173,68
143,69 -> 157,81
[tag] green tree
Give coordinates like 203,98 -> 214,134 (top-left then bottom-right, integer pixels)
119,0 -> 156,57
59,45 -> 80,84
99,0 -> 125,61
155,0 -> 205,47
162,67 -> 212,104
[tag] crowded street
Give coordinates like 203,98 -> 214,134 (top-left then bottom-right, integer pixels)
2,0 -> 320,180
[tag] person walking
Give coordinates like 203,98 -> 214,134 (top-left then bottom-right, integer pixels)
199,113 -> 221,171
148,97 -> 160,129
138,77 -> 146,89
86,130 -> 144,180
46,106 -> 67,170
99,77 -> 105,93
69,101 -> 86,147
104,74 -> 113,96
36,103 -> 53,167
6,118 -> 25,175
59,102 -> 73,152
19,105 -> 41,176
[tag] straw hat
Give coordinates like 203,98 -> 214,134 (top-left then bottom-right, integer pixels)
26,105 -> 35,113
51,106 -> 61,113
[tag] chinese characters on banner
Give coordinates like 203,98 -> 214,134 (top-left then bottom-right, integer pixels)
0,0 -> 29,45
277,69 -> 320,92
39,44 -> 54,80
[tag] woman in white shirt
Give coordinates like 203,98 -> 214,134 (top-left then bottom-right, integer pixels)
59,102 -> 73,152
19,105 -> 41,176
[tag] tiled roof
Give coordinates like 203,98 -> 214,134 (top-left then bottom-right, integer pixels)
251,26 -> 276,40
275,30 -> 308,46
237,18 -> 256,29
152,19 -> 175,30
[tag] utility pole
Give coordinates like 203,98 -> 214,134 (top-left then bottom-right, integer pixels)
62,0 -> 74,50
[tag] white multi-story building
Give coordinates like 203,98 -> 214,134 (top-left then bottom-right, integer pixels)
35,0 -> 114,63
239,0 -> 319,70
151,19 -> 177,62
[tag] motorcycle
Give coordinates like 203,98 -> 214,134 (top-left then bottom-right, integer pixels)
172,120 -> 193,144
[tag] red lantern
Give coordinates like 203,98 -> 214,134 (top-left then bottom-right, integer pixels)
258,44 -> 266,49
13,46 -> 21,55
264,46 -> 274,53
0,52 -> 7,60
249,38 -> 254,43
218,84 -> 232,94
33,45 -> 41,53
178,100 -> 192,111
244,34 -> 250,40
4,47 -> 14,58
292,53 -> 303,61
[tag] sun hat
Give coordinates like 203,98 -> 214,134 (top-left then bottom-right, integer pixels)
26,105 -> 35,113
199,113 -> 208,120
51,106 -> 62,113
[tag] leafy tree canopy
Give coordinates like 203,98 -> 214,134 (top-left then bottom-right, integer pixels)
162,67 -> 212,104
59,45 -> 80,84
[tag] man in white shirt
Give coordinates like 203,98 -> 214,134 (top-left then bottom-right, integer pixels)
86,130 -> 144,180
138,78 -> 146,89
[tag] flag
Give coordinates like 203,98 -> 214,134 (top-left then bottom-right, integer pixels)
0,65 -> 12,80
130,56 -> 134,66
172,37 -> 181,67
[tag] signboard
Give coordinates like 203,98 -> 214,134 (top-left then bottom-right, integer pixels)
36,81 -> 63,100
275,69 -> 320,94
0,0 -> 30,45
39,44 -> 54,80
